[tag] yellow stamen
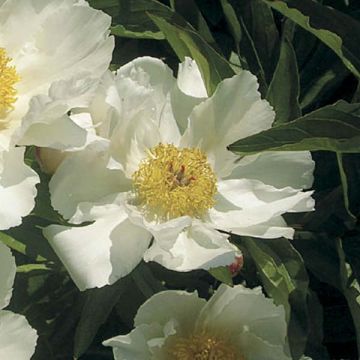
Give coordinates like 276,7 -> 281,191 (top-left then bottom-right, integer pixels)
0,48 -> 19,119
166,331 -> 244,360
132,143 -> 217,220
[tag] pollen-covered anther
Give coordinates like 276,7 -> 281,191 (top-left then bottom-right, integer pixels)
132,143 -> 217,220
0,48 -> 20,119
166,331 -> 245,360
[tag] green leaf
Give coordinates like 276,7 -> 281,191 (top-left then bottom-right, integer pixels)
230,101 -> 360,154
148,12 -> 234,94
336,153 -> 357,220
262,0 -> 360,78
5,217 -> 58,263
111,24 -> 164,39
169,0 -> 218,50
267,24 -> 301,124
111,0 -> 234,94
298,43 -> 349,111
16,264 -> 51,273
0,231 -> 28,257
208,266 -> 233,286
220,0 -> 267,94
336,238 -> 360,355
337,153 -> 360,218
73,275 -> 132,359
243,237 -> 309,359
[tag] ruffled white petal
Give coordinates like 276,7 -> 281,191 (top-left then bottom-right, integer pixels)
44,210 -> 151,291
177,57 -> 207,98
0,0 -> 113,150
0,242 -> 15,310
116,57 -> 180,145
181,70 -> 274,176
103,323 -> 161,360
18,75 -> 100,148
135,290 -> 206,334
229,151 -> 314,190
144,223 -> 238,271
208,179 -> 314,237
238,331 -> 291,360
229,217 -> 295,239
126,203 -> 192,248
1,0 -> 114,95
197,284 -> 287,347
49,144 -> 130,221
107,57 -> 181,176
0,310 -> 37,360
0,147 -> 39,230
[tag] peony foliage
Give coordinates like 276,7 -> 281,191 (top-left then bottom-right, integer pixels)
0,0 -> 360,359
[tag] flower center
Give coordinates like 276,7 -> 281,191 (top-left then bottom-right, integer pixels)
166,331 -> 244,360
0,48 -> 19,119
132,143 -> 217,220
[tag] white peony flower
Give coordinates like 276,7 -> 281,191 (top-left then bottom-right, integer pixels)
0,242 -> 37,359
0,0 -> 114,229
103,284 -> 291,360
43,57 -> 314,290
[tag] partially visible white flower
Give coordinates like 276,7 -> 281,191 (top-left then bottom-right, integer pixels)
0,242 -> 37,359
43,57 -> 314,290
104,284 -> 291,360
0,0 -> 114,229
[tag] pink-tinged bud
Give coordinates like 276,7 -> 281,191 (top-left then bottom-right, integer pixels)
228,255 -> 244,277
35,147 -> 67,175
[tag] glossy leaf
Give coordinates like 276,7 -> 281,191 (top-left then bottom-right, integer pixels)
230,101 -> 360,154
262,0 -> 360,78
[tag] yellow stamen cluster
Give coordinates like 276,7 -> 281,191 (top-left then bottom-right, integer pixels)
0,47 -> 19,118
166,331 -> 244,360
132,143 -> 217,220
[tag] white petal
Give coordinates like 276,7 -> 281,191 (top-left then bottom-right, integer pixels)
230,217 -> 295,239
18,75 -> 99,149
177,57 -> 207,98
209,180 -> 314,234
182,70 -> 274,175
229,151 -> 314,190
0,243 -> 15,309
49,144 -> 130,221
1,0 -> 114,95
238,331 -> 291,360
218,178 -> 312,209
0,147 -> 39,230
0,310 -> 37,360
144,223 -> 238,271
126,203 -> 192,249
103,323 -> 162,360
135,290 -> 205,335
44,211 -> 151,291
198,284 -> 287,348
116,57 -> 180,144
108,57 -> 182,176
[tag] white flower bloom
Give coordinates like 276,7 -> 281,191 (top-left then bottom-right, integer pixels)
103,284 -> 291,360
43,57 -> 314,290
0,0 -> 114,229
0,242 -> 37,359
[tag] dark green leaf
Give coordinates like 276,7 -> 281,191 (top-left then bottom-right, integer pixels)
262,0 -> 360,78
230,101 -> 360,154
148,12 -> 234,94
208,266 -> 233,286
336,238 -> 360,355
243,237 -> 309,359
73,276 -> 132,359
267,26 -> 301,124
111,24 -> 164,39
220,0 -> 268,94
170,0 -> 218,50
